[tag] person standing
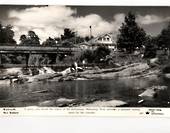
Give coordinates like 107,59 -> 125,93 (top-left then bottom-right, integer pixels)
82,60 -> 86,69
74,61 -> 78,73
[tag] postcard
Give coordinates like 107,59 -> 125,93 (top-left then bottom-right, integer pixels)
0,5 -> 170,117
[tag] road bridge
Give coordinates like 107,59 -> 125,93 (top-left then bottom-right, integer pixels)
0,45 -> 81,66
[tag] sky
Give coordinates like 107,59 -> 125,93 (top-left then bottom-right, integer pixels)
0,5 -> 170,43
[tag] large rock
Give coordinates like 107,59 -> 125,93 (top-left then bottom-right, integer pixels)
138,86 -> 168,100
138,89 -> 155,98
148,58 -> 159,67
55,98 -> 76,107
0,79 -> 10,85
1,67 -> 23,76
164,73 -> 170,79
39,100 -> 55,107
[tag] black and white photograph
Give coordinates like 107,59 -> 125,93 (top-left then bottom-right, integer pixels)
0,5 -> 170,108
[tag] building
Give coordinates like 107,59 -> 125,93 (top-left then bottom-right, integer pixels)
90,33 -> 117,50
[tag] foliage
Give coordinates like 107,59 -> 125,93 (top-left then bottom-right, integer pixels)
61,28 -> 75,40
42,37 -> 56,46
2,54 -> 26,64
157,22 -> 170,49
61,40 -> 74,47
93,46 -> 111,63
0,24 -> 16,45
60,28 -> 85,46
80,46 -> 111,63
19,30 -> 40,46
80,49 -> 94,63
84,36 -> 94,42
144,36 -> 157,58
84,36 -> 90,42
117,12 -> 147,53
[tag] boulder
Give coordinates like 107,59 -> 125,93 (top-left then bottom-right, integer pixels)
138,85 -> 168,100
138,89 -> 155,98
39,100 -> 55,107
55,98 -> 76,106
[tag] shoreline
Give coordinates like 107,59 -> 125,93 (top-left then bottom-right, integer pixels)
0,62 -> 160,85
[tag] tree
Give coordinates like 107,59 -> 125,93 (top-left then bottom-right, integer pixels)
144,36 -> 157,58
28,31 -> 40,45
80,46 -> 110,63
0,23 -> 16,45
54,37 -> 61,43
80,49 -> 94,63
61,28 -> 75,40
157,22 -> 170,49
117,12 -> 147,53
19,35 -> 27,45
84,36 -> 90,42
42,37 -> 56,46
19,30 -> 40,46
60,28 -> 85,46
93,46 -> 111,63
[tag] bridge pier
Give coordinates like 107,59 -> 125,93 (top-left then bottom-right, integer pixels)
25,53 -> 30,67
55,54 -> 60,64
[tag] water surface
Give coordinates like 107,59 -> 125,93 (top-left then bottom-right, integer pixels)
0,77 -> 169,107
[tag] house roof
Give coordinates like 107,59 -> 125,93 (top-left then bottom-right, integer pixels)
89,33 -> 116,44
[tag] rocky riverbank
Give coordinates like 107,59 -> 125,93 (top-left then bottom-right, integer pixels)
0,62 -> 161,85
52,62 -> 160,82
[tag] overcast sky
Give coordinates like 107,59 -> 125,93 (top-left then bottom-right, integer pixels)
0,5 -> 170,43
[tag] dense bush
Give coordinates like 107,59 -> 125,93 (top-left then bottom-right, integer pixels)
80,46 -> 111,63
80,49 -> 94,63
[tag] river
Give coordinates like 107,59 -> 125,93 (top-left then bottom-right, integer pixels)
0,76 -> 170,107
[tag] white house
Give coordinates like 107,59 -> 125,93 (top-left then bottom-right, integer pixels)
90,33 -> 117,50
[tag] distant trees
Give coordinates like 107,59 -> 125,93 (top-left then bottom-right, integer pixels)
17,28 -> 87,47
61,28 -> 85,46
61,28 -> 75,40
60,28 -> 75,46
42,37 -> 56,46
157,22 -> 170,49
84,36 -> 90,42
19,30 -> 40,46
117,12 -> 147,53
84,36 -> 94,42
0,23 -> 16,45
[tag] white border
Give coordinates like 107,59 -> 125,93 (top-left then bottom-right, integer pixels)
0,0 -> 170,118
1,107 -> 170,117
0,0 -> 170,6
0,1 -> 170,133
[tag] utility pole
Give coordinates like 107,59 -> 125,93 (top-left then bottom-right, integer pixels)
89,26 -> 92,39
89,25 -> 93,47
74,31 -> 77,45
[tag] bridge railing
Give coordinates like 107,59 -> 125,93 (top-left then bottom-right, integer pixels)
0,45 -> 81,52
